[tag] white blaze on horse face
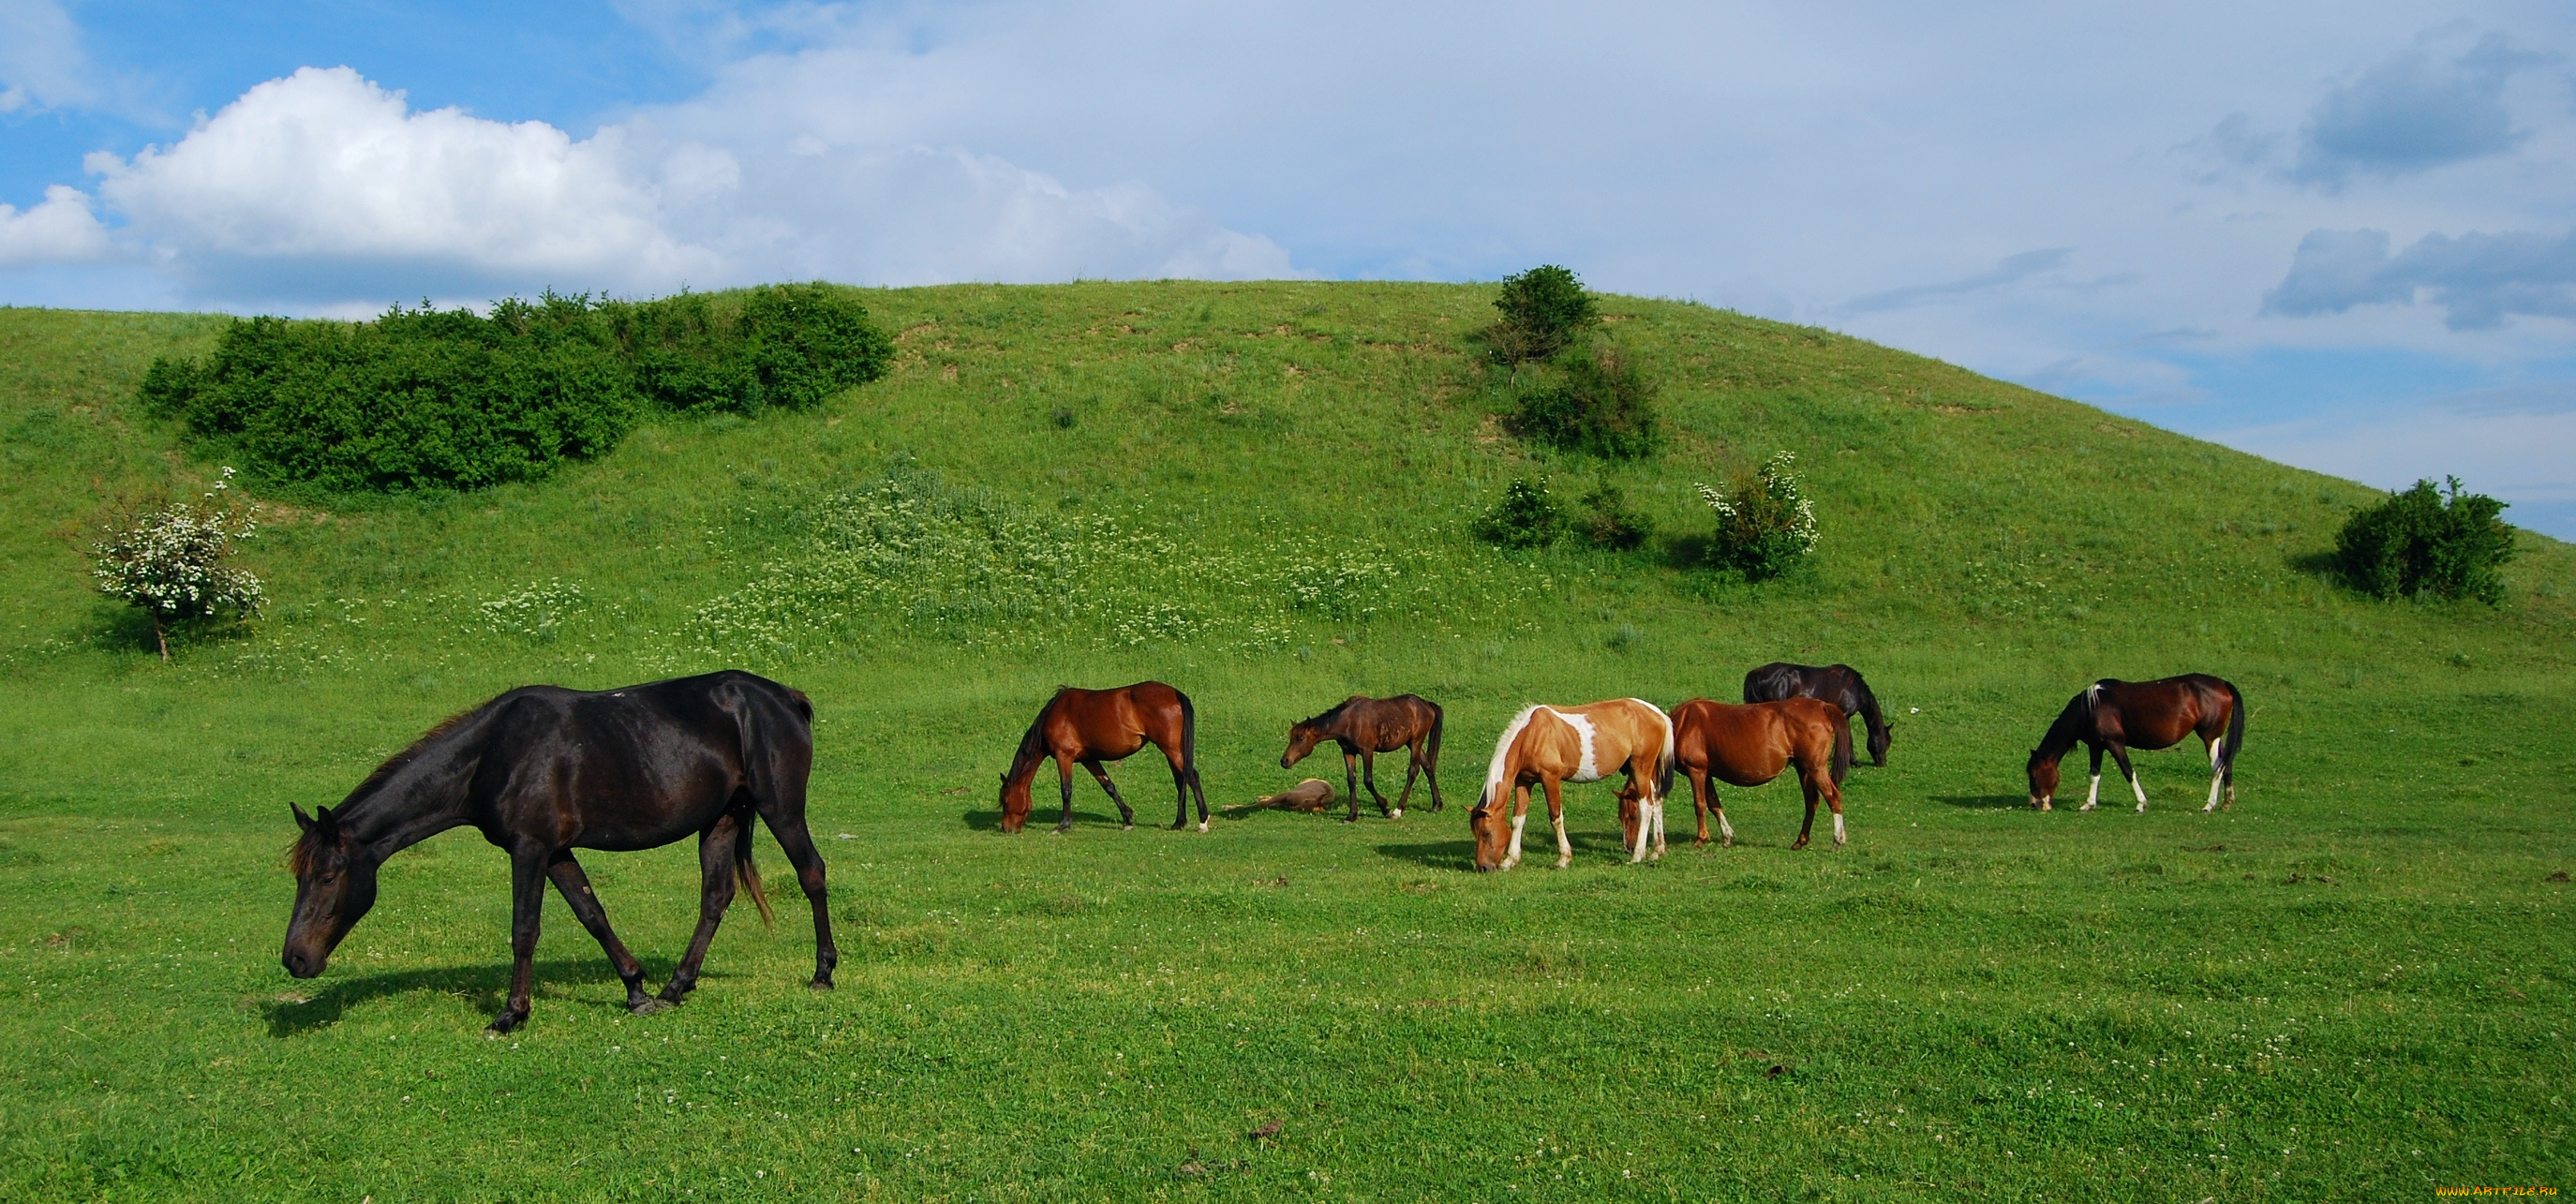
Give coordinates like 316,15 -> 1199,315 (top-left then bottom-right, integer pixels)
1561,711 -> 1601,782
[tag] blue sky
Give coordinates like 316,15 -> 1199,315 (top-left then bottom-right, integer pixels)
5,1 -> 2573,536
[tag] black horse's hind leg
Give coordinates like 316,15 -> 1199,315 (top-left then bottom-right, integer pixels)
491,851 -> 548,1033
1361,751 -> 1394,818
545,853 -> 654,1013
756,813 -> 839,989
658,813 -> 745,1006
1163,740 -> 1208,831
1083,760 -> 1136,829
1421,743 -> 1444,812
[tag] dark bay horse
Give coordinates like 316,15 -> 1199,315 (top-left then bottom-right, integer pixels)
1743,661 -> 1892,766
999,682 -> 1208,834
1279,693 -> 1445,822
2027,675 -> 2245,812
281,671 -> 835,1033
1668,698 -> 1853,850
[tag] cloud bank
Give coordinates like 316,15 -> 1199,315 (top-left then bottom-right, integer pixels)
2268,226 -> 2576,330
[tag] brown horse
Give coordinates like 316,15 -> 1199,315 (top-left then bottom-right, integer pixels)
1668,697 -> 1854,850
999,682 -> 1209,834
2027,675 -> 2246,812
1468,699 -> 1675,871
281,671 -> 834,1033
1279,693 -> 1445,822
1224,778 -> 1338,815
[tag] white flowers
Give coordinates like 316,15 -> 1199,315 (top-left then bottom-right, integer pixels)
91,468 -> 265,659
1695,451 -> 1819,577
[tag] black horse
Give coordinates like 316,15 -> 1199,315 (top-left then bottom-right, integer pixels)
1742,662 -> 1893,766
281,671 -> 836,1033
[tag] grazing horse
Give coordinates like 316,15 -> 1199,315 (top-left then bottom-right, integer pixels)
999,682 -> 1209,834
1668,698 -> 1854,850
1279,693 -> 1446,822
280,671 -> 836,1033
1742,661 -> 1893,766
2027,675 -> 2246,812
1468,699 -> 1675,871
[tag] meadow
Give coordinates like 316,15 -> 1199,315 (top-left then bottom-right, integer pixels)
0,282 -> 2569,1201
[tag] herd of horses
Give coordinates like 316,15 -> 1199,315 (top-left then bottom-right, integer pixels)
280,663 -> 2244,1032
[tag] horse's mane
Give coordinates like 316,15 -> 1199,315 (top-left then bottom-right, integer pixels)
290,704 -> 484,872
1007,690 -> 1067,779
2027,691 -> 2093,768
1299,695 -> 1362,730
1841,667 -> 1884,729
1479,705 -> 1546,810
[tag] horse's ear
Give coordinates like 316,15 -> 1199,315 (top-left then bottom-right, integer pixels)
997,771 -> 1007,783
291,803 -> 313,831
312,805 -> 335,831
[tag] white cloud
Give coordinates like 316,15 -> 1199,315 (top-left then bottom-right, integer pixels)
0,0 -> 96,112
0,185 -> 112,266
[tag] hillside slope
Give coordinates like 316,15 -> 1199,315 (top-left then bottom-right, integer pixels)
0,284 -> 2569,1200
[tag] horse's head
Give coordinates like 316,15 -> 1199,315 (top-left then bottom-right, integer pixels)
1467,791 -> 1512,871
2025,751 -> 2059,809
997,769 -> 1033,834
281,804 -> 380,978
1280,721 -> 1323,771
1868,722 -> 1893,767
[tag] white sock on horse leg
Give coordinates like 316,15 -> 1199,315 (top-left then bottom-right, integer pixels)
1507,813 -> 1527,869
2132,772 -> 2148,810
2085,774 -> 2101,810
1833,812 -> 1846,847
1552,813 -> 1571,865
1718,810 -> 1734,843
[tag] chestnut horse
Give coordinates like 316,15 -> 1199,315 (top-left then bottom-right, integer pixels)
1668,697 -> 1854,850
281,671 -> 835,1033
1279,693 -> 1445,822
999,681 -> 1209,834
2027,674 -> 2245,812
1742,661 -> 1893,766
1468,699 -> 1675,871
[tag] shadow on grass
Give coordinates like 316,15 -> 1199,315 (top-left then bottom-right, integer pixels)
959,808 -> 1169,832
1931,794 -> 2032,810
1375,840 -> 1476,870
264,957 -> 656,1037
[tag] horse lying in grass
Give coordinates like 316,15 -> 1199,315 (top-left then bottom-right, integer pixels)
1667,697 -> 1853,850
1279,693 -> 1445,822
999,681 -> 1209,834
1468,699 -> 1675,871
1224,779 -> 1338,815
1741,661 -> 1893,766
2027,674 -> 2245,812
281,671 -> 836,1033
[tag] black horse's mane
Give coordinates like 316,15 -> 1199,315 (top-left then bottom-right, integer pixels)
1007,690 -> 1069,776
2026,686 -> 2100,768
1299,696 -> 1361,730
289,703 -> 487,872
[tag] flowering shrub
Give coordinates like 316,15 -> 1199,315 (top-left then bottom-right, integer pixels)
1698,452 -> 1819,579
91,468 -> 265,660
479,579 -> 588,641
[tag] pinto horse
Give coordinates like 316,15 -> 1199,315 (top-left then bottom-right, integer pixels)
1468,699 -> 1675,871
999,682 -> 1209,834
1279,693 -> 1445,822
2027,675 -> 2246,812
281,671 -> 836,1033
1668,698 -> 1853,850
1742,661 -> 1893,766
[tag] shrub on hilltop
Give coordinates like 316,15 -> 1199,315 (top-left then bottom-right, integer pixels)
2335,476 -> 2515,604
139,284 -> 892,494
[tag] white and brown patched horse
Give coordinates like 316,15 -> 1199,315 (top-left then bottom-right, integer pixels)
1468,699 -> 1675,871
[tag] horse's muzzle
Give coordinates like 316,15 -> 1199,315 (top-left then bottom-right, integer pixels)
282,949 -> 323,978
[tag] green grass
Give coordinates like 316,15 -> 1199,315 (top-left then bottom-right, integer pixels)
1,283 -> 2570,1201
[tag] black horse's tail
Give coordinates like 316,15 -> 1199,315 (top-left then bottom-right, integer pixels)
1829,709 -> 1854,787
736,828 -> 776,929
1179,689 -> 1200,784
2218,678 -> 2247,785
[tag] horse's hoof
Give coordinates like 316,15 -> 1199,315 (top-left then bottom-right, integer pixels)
486,1011 -> 527,1034
1122,823 -> 1136,830
1197,821 -> 1209,833
632,998 -> 675,1016
1389,810 -> 1402,820
2136,804 -> 2149,813
1791,840 -> 1809,851
809,978 -> 835,992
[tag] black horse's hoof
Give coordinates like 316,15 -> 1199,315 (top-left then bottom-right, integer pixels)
631,998 -> 675,1016
486,1011 -> 528,1034
1122,823 -> 1136,831
809,977 -> 835,992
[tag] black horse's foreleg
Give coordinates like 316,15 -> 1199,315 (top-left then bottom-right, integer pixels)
545,853 -> 653,1013
759,814 -> 839,990
1362,751 -> 1393,818
658,814 -> 744,1006
1342,751 -> 1361,823
2081,744 -> 2107,810
1084,760 -> 1136,829
1054,754 -> 1078,834
491,852 -> 548,1033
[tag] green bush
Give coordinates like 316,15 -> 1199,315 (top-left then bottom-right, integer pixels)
1473,478 -> 1565,548
90,468 -> 265,660
139,284 -> 892,493
2335,476 -> 2514,603
1486,265 -> 1597,363
1573,483 -> 1650,550
1698,452 -> 1819,580
1505,341 -> 1660,459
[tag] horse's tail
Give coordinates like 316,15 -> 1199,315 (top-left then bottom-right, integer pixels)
1425,703 -> 1445,767
1645,701 -> 1677,802
2218,678 -> 2247,784
1829,707 -> 1854,786
735,828 -> 776,929
1178,688 -> 1199,782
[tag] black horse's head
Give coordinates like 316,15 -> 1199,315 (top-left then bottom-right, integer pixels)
282,804 -> 380,978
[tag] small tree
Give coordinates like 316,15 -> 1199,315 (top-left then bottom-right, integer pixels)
1473,477 -> 1566,548
1506,341 -> 1660,459
92,468 -> 265,661
1487,265 -> 1598,364
2335,476 -> 2514,603
1698,452 -> 1819,579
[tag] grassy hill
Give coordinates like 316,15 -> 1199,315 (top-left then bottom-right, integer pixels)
1,283 -> 2570,1200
